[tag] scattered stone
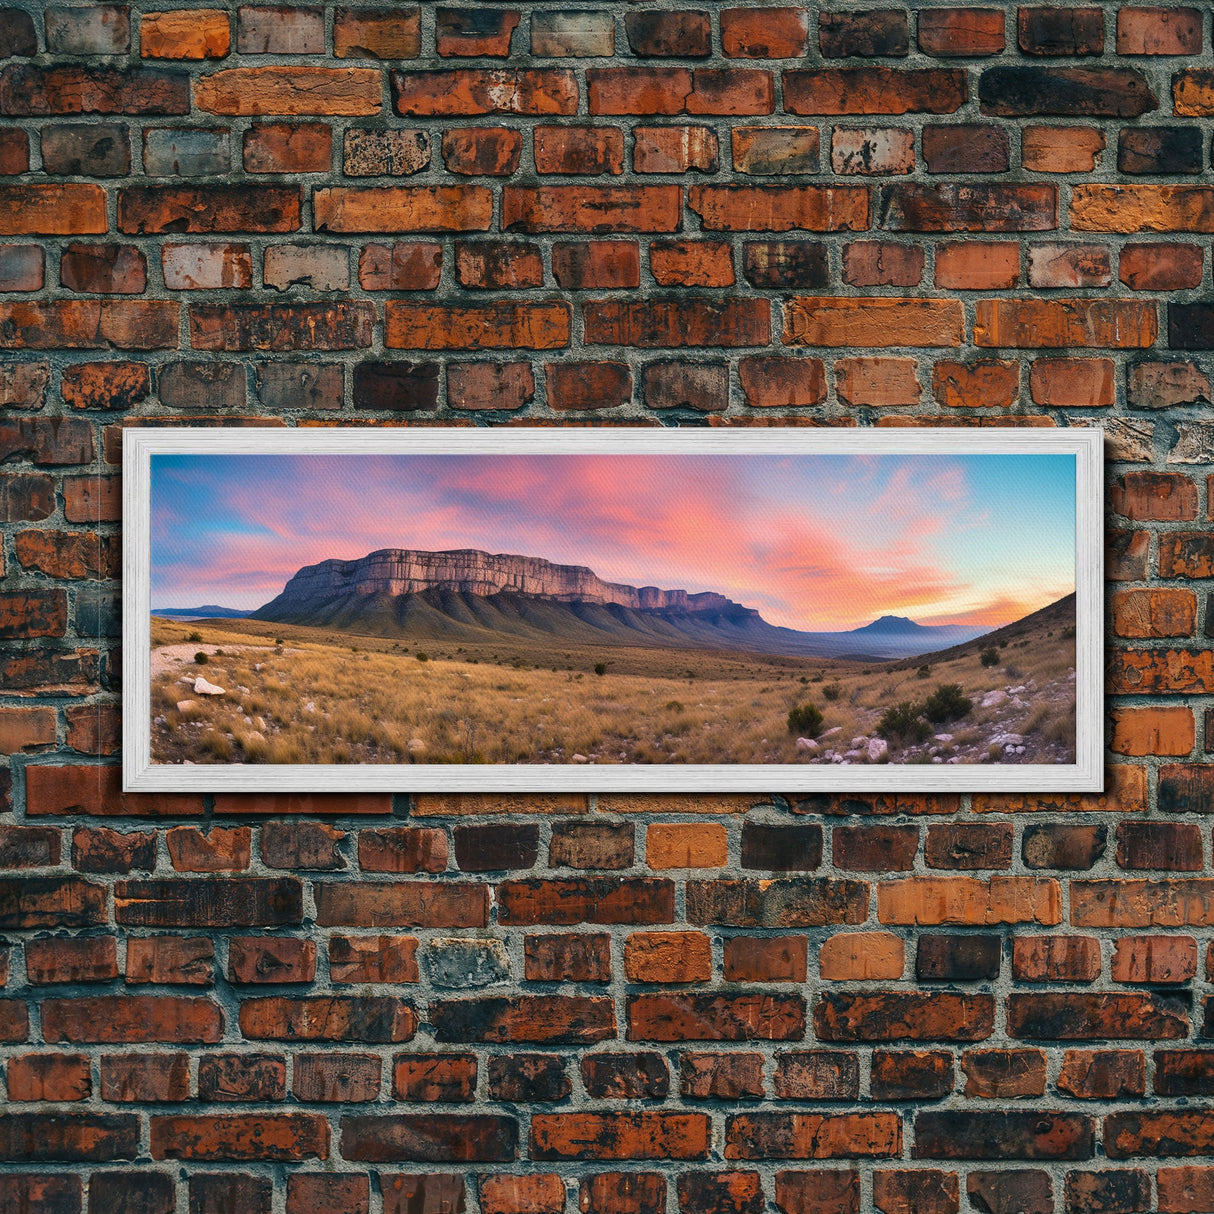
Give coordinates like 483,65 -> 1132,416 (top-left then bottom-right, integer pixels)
866,737 -> 889,763
193,677 -> 224,695
571,753 -> 589,763
795,737 -> 820,753
176,700 -> 196,713
981,690 -> 1007,708
408,738 -> 425,753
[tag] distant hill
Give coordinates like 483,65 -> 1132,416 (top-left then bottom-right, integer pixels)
245,547 -> 1008,661
153,605 -> 252,620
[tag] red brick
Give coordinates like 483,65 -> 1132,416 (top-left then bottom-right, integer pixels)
585,298 -> 769,347
240,996 -> 415,1043
1112,706 -> 1195,756
287,1175 -> 368,1214
1118,6 -> 1202,54
442,128 -> 522,175
635,125 -> 718,173
931,359 -> 1019,408
726,1111 -> 901,1160
532,1111 -> 710,1161
329,935 -> 418,984
386,301 -> 569,350
832,127 -> 914,175
292,1052 -> 381,1103
552,241 -> 640,289
534,125 -> 622,175
315,186 -> 491,233
1029,357 -> 1115,406
42,996 -> 222,1043
973,298 -> 1157,348
547,361 -> 632,411
0,64 -> 190,115
1057,1050 -> 1145,1099
119,185 -> 300,233
228,937 -> 316,984
0,128 -> 28,174
455,241 -> 543,290
739,357 -> 826,408
26,936 -> 117,984
1121,242 -> 1203,290
935,241 -> 1020,289
784,69 -> 966,114
651,240 -> 734,287
151,1113 -> 328,1161
334,9 -> 421,59
1112,588 -> 1198,638
166,825 -> 251,872
525,933 -> 612,982
787,298 -> 962,347
480,1175 -> 564,1214
358,242 -> 442,291
126,937 -> 214,986
394,69 -> 576,116
0,300 -> 178,350
588,67 -> 772,116
873,1171 -> 959,1214
0,245 -> 42,290
141,9 -> 231,59
1113,471 -> 1198,520
843,241 -> 923,287
60,243 -> 147,294
689,184 -> 867,231
919,9 -> 1005,56
624,931 -> 712,983
628,993 -> 805,1042
393,1053 -> 476,1101
196,66 -> 380,115
7,1053 -> 91,1101
1012,935 -> 1101,982
721,8 -> 809,57
243,123 -> 332,172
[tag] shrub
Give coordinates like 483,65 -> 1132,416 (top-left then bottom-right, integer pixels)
594,662 -> 607,676
878,701 -> 930,745
980,646 -> 999,667
787,702 -> 824,737
416,652 -> 429,662
923,683 -> 973,724
917,665 -> 931,679
194,652 -> 208,665
187,631 -> 202,643
822,683 -> 842,702
1061,624 -> 1076,639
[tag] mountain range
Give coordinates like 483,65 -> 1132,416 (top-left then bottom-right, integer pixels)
156,547 -> 998,661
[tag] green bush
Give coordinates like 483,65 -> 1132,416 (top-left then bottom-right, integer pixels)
416,652 -> 429,662
594,662 -> 607,676
194,652 -> 208,665
923,683 -> 972,724
822,683 -> 842,702
787,702 -> 824,737
980,646 -> 999,667
916,664 -> 931,679
187,631 -> 202,643
877,701 -> 930,745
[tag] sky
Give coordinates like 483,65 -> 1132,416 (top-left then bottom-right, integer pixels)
149,451 -> 1076,633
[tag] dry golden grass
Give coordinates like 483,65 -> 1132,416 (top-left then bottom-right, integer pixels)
150,613 -> 1077,767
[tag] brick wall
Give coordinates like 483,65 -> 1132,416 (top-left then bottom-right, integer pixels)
2,2 -> 1214,1211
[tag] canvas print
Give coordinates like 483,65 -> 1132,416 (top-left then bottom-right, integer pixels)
125,428 -> 1101,791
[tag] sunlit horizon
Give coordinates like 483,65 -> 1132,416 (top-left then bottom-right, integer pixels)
150,452 -> 1076,633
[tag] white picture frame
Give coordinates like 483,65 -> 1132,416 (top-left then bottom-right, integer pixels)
124,425 -> 1103,793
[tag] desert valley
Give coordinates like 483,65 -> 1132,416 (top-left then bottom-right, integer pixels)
150,548 -> 1077,768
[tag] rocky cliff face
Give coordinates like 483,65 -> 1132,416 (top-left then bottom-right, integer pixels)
260,549 -> 744,615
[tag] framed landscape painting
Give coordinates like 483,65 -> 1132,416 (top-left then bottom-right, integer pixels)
124,426 -> 1102,792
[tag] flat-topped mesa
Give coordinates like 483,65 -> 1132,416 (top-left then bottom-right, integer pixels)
259,548 -> 745,615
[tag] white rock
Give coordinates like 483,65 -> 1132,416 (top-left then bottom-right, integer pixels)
795,737 -> 820,753
408,738 -> 426,753
304,701 -> 316,713
932,756 -> 943,763
822,726 -> 843,738
571,753 -> 589,764
981,690 -> 1007,708
176,700 -> 196,713
851,735 -> 867,748
193,677 -> 225,695
934,734 -> 953,743
866,737 -> 889,763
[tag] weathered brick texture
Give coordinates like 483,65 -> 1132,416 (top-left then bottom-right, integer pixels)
1,0 -> 1213,1203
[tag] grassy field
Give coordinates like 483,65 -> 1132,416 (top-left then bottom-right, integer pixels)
150,607 -> 1076,767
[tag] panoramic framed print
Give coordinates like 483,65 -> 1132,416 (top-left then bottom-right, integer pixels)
124,426 -> 1102,793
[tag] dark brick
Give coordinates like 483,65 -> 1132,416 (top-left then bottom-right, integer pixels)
870,1050 -> 954,1101
352,360 -> 440,410
453,823 -> 540,871
979,66 -> 1158,117
916,935 -> 1002,981
740,823 -> 823,871
1018,7 -> 1104,55
1022,824 -> 1107,870
1119,126 -> 1203,175
582,1051 -> 670,1099
819,11 -> 909,57
487,1053 -> 571,1101
912,1111 -> 1093,1160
